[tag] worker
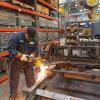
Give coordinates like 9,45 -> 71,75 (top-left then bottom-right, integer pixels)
8,27 -> 38,100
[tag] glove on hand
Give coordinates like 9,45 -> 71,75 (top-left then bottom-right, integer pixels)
27,54 -> 35,62
30,54 -> 35,59
20,54 -> 28,61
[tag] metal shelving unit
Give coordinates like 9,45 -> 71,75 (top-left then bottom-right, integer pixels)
0,27 -> 63,32
0,0 -> 62,57
0,1 -> 56,20
37,0 -> 58,11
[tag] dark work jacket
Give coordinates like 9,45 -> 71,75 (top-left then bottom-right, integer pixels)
8,32 -> 38,59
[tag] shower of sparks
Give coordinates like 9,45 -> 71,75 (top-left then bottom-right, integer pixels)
36,64 -> 48,82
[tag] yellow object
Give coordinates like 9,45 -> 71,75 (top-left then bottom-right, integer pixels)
37,4 -> 49,15
86,0 -> 99,7
94,12 -> 100,17
59,6 -> 64,14
34,57 -> 42,68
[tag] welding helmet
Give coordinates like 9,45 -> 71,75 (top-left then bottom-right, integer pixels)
26,27 -> 36,39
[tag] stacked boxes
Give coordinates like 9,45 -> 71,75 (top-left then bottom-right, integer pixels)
38,17 -> 58,28
48,32 -> 54,40
53,32 -> 59,39
53,20 -> 58,29
45,0 -> 58,9
0,9 -> 16,26
0,32 -> 13,51
46,20 -> 51,28
46,20 -> 58,28
18,13 -> 33,27
37,4 -> 49,15
38,17 -> 46,27
37,32 -> 47,42
0,10 -> 33,27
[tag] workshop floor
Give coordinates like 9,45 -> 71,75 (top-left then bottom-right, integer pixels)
0,61 -> 58,100
0,73 -> 27,100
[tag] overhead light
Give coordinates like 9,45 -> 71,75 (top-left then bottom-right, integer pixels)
84,8 -> 86,11
75,4 -> 78,7
59,0 -> 66,4
98,8 -> 100,10
80,9 -> 83,12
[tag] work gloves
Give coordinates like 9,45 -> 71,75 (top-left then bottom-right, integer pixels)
20,54 -> 28,61
16,52 -> 35,62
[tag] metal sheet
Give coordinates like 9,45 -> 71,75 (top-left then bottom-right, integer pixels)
35,89 -> 85,100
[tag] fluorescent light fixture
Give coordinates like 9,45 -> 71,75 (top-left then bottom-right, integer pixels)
59,0 -> 66,4
75,4 -> 78,7
98,7 -> 100,10
80,9 -> 83,12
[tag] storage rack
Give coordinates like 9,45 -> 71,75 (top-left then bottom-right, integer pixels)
64,0 -> 100,46
65,21 -> 92,46
59,0 -> 100,63
0,0 -> 63,57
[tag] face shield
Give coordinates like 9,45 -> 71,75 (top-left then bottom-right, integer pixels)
26,27 -> 36,40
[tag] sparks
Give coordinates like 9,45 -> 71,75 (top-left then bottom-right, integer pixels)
36,64 -> 48,82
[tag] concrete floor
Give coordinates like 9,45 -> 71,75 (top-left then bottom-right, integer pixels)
0,62 -> 57,100
0,73 -> 27,100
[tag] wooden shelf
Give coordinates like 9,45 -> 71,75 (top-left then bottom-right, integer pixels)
0,1 -> 56,20
0,28 -> 63,33
37,0 -> 58,11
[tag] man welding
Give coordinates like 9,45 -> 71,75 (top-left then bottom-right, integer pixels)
8,27 -> 38,100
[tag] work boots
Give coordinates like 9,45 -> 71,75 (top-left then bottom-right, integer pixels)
9,92 -> 25,100
9,91 -> 18,100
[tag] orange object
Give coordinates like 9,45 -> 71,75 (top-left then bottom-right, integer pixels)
0,1 -> 56,20
16,52 -> 23,59
0,74 -> 8,84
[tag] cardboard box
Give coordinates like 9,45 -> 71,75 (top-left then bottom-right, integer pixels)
37,4 -> 49,15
